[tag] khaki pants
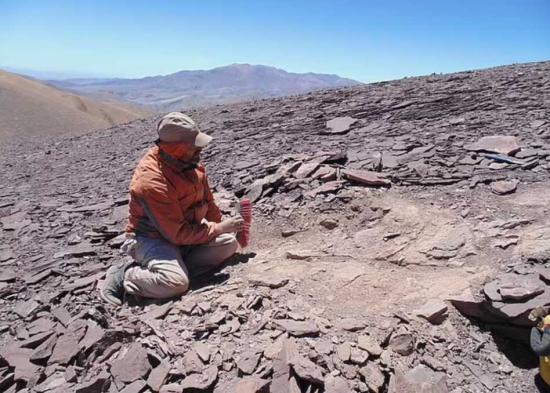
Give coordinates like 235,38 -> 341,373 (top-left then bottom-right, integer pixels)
123,233 -> 238,299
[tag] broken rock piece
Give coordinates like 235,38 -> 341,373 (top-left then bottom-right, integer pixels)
415,300 -> 448,325
75,371 -> 110,393
336,317 -> 365,332
234,377 -> 270,393
324,375 -> 351,393
236,350 -> 262,375
0,345 -> 41,383
388,364 -> 448,393
110,342 -> 152,383
148,360 -> 171,392
465,135 -> 521,155
490,179 -> 519,195
357,335 -> 383,357
273,319 -> 320,337
180,365 -> 218,391
325,116 -> 358,134
359,363 -> 385,393
249,275 -> 289,289
499,282 -> 544,301
48,332 -> 80,365
289,354 -> 324,384
389,333 -> 415,356
342,169 -> 391,187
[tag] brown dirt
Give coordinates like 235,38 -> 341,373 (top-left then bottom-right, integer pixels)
0,69 -> 150,141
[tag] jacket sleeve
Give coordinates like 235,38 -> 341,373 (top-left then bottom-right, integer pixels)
139,183 -> 217,246
203,174 -> 223,224
531,327 -> 550,356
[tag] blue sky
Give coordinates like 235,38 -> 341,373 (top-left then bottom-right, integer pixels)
1,0 -> 549,82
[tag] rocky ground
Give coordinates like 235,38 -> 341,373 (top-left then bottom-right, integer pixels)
1,61 -> 549,393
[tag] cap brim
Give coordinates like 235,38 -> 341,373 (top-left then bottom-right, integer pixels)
194,132 -> 212,148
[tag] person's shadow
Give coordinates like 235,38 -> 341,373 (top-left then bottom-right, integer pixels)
470,322 -> 550,392
536,375 -> 550,393
190,251 -> 256,291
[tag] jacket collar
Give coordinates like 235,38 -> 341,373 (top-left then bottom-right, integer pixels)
156,145 -> 198,173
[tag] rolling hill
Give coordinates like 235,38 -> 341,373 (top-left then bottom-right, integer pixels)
0,70 -> 149,140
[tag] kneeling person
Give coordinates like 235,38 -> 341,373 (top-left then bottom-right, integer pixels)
100,112 -> 243,305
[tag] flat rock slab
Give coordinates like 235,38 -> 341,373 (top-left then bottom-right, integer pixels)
56,201 -> 114,213
34,371 -> 67,392
289,354 -> 324,384
295,162 -> 321,179
491,179 -> 519,195
389,333 -> 415,356
285,250 -> 319,260
388,365 -> 448,393
271,339 -> 299,393
110,342 -> 152,383
359,363 -> 385,393
336,317 -> 365,331
143,301 -> 174,320
183,349 -> 204,374
194,342 -> 211,363
325,116 -> 358,134
273,320 -> 319,337
180,365 -> 218,391
342,169 -> 391,187
465,135 -> 521,155
336,342 -> 351,362
499,282 -> 544,301
51,307 -> 72,327
0,212 -> 31,231
147,360 -> 170,392
13,299 -> 40,318
48,332 -> 80,365
236,350 -> 262,375
25,269 -> 55,285
54,243 -> 96,259
249,275 -> 289,289
305,180 -> 344,197
31,334 -> 58,362
484,273 -> 546,303
75,372 -> 110,393
119,380 -> 147,393
357,335 -> 383,357
0,248 -> 14,262
0,269 -> 17,282
79,321 -> 105,351
20,329 -> 55,348
0,345 -> 41,382
324,375 -> 351,393
415,300 -> 448,325
539,268 -> 550,283
234,377 -> 270,393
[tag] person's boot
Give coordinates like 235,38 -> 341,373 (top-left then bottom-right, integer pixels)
98,264 -> 127,306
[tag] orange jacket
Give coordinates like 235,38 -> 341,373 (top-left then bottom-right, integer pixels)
126,145 -> 222,245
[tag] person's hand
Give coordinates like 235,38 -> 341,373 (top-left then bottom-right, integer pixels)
215,216 -> 244,235
529,306 -> 550,323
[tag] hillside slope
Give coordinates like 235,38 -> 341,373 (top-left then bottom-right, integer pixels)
0,61 -> 549,393
48,63 -> 361,111
0,70 -> 149,140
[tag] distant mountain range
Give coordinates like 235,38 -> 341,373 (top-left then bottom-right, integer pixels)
46,64 -> 361,111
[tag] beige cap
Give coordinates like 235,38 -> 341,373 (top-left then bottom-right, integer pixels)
157,112 -> 212,147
